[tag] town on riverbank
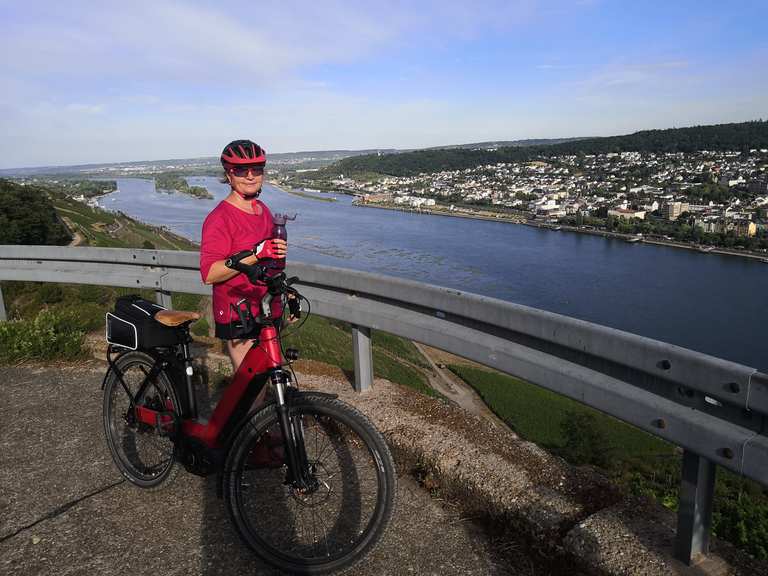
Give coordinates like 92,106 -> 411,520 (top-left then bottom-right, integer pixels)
275,125 -> 768,260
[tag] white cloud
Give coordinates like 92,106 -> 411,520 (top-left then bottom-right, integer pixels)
66,103 -> 105,114
0,0 -> 546,166
571,60 -> 691,89
0,1 -> 766,167
0,1 -> 543,85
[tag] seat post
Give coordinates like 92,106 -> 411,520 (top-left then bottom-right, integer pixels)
181,337 -> 198,420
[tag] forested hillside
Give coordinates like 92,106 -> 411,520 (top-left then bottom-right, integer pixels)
0,179 -> 72,245
329,120 -> 768,177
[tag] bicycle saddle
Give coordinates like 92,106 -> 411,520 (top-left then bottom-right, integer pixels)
155,310 -> 201,327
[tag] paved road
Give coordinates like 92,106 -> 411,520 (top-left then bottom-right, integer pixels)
0,363 -> 514,575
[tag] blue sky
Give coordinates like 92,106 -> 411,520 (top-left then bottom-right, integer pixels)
1,0 -> 766,168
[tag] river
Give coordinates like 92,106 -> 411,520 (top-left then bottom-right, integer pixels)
98,177 -> 768,371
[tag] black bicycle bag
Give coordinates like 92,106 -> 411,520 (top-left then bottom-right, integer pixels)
106,295 -> 184,350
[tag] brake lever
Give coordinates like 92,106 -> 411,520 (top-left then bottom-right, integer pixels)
287,289 -> 302,319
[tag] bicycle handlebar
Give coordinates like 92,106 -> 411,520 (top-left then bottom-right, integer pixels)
224,250 -> 302,321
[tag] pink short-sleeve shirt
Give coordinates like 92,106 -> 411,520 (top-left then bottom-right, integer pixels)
200,199 -> 274,326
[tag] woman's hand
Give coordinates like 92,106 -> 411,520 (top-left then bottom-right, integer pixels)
254,238 -> 287,259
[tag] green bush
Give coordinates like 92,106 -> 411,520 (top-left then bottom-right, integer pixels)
191,316 -> 210,337
38,283 -> 64,304
77,284 -> 111,305
559,411 -> 615,468
0,308 -> 86,362
173,292 -> 203,312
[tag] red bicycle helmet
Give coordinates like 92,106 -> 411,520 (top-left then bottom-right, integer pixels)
220,139 -> 266,167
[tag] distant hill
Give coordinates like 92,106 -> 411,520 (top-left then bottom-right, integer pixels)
0,149 -> 396,178
5,121 -> 767,178
423,137 -> 590,151
326,120 -> 768,177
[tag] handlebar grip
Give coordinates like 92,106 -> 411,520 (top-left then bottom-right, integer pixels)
225,249 -> 254,269
225,250 -> 267,284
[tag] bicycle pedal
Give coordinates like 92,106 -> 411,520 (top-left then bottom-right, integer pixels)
154,410 -> 177,437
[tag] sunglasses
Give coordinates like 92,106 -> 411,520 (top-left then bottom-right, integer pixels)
229,166 -> 265,177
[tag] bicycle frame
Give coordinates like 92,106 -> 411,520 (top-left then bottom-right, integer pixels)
128,323 -> 283,449
181,323 -> 282,448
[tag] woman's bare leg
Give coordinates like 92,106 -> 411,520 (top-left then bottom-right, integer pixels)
226,338 -> 255,372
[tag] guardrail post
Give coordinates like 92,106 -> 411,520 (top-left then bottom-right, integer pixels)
0,284 -> 6,321
674,450 -> 716,565
351,325 -> 373,392
155,290 -> 173,309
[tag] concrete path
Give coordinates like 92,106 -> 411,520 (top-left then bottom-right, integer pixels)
0,363 -> 515,576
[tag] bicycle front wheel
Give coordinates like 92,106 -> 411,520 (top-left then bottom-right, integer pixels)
102,350 -> 179,489
223,393 -> 397,575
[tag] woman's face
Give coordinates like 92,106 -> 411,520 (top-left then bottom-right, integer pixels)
227,166 -> 264,197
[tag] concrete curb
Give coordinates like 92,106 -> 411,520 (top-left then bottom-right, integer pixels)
304,375 -> 768,576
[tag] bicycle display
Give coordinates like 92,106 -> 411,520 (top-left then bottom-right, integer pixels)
101,258 -> 397,575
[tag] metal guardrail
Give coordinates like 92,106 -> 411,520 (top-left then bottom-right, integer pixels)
1,245 -> 766,566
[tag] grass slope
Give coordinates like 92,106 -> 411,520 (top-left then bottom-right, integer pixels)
448,364 -> 672,462
448,364 -> 768,560
52,195 -> 197,250
282,315 -> 434,396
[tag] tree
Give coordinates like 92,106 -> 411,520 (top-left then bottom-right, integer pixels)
0,180 -> 71,245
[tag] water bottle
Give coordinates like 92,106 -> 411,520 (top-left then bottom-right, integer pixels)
270,213 -> 296,271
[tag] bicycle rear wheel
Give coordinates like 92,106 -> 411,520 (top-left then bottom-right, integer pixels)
102,350 -> 179,488
223,393 -> 396,575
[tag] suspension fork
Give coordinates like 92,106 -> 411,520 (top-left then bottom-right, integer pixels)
271,369 -> 314,489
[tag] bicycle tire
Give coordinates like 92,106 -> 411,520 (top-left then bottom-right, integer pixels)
223,393 -> 397,575
102,350 -> 180,489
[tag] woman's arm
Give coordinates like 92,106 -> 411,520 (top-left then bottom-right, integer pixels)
203,239 -> 287,285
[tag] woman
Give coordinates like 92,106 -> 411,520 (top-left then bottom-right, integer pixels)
199,139 -> 287,372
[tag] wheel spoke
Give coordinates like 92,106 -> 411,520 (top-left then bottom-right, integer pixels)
227,398 -> 395,572
103,353 -> 177,488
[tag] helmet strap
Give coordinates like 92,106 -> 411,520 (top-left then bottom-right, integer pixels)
234,189 -> 260,200
232,188 -> 261,213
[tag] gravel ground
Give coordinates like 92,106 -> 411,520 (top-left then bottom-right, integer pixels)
1,361 -> 765,576
0,363 -> 520,576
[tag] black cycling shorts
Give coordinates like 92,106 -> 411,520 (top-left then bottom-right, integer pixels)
214,319 -> 282,341
215,319 -> 262,341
